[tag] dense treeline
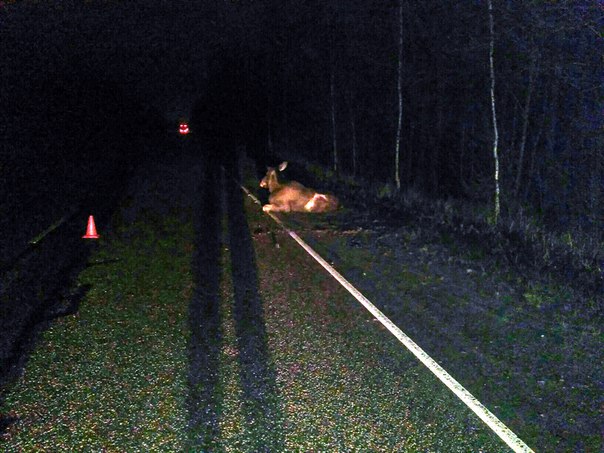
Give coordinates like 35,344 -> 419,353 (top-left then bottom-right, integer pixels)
208,1 -> 602,238
1,0 -> 601,240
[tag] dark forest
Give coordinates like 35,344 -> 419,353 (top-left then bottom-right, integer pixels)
0,1 -> 602,451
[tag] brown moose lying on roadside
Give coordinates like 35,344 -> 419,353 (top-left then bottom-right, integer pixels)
259,162 -> 339,213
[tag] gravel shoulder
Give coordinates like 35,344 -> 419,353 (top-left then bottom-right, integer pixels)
251,177 -> 602,451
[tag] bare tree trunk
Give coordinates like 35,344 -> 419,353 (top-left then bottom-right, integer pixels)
282,79 -> 289,150
514,50 -> 538,197
589,148 -> 602,231
394,0 -> 403,190
540,81 -> 559,214
470,121 -> 477,186
433,81 -> 444,194
488,0 -> 500,223
524,115 -> 544,202
328,14 -> 338,174
459,123 -> 466,192
348,90 -> 358,176
587,122 -> 603,229
508,102 -> 517,178
330,67 -> 338,173
511,105 -> 518,150
267,109 -> 273,156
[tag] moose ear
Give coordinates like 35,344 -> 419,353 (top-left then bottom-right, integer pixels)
279,161 -> 288,171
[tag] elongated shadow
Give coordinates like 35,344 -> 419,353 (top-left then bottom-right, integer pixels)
187,150 -> 223,448
224,156 -> 284,451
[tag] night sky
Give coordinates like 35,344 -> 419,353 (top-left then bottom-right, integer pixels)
1,1 -> 210,123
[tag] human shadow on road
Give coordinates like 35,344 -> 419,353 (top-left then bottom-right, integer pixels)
187,150 -> 224,448
224,156 -> 285,451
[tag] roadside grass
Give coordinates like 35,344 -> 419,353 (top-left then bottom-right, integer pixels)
303,228 -> 602,452
1,210 -> 193,450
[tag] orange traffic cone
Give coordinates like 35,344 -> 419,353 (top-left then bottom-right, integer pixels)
82,215 -> 100,239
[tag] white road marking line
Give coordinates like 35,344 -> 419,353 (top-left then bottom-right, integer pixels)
240,182 -> 534,453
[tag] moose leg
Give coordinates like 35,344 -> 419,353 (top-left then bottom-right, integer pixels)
262,203 -> 290,212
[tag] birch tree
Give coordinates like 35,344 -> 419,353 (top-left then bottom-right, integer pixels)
330,65 -> 338,173
330,16 -> 338,173
394,0 -> 403,190
488,0 -> 500,223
